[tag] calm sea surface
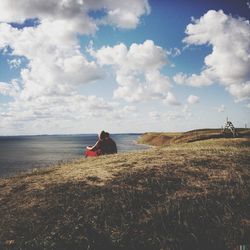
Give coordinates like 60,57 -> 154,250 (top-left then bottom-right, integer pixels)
0,134 -> 148,177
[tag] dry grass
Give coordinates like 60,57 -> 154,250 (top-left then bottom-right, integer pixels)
138,128 -> 250,146
138,132 -> 182,146
0,135 -> 250,249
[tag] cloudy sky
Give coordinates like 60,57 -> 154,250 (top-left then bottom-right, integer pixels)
0,0 -> 250,135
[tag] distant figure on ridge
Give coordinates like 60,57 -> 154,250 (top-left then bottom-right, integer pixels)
222,117 -> 238,137
85,131 -> 117,157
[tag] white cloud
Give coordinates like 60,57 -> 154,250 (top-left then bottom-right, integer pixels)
187,95 -> 200,104
164,111 -> 185,120
8,58 -> 22,69
92,40 -> 173,102
123,105 -> 137,113
0,22 -> 104,101
0,82 -> 12,96
182,104 -> 193,118
0,1 -> 97,35
167,47 -> 181,57
92,40 -> 166,71
4,95 -> 115,120
247,2 -> 250,9
227,83 -> 250,102
217,104 -> 226,113
163,92 -> 181,106
174,71 -> 213,87
0,80 -> 20,97
174,10 -> 250,101
182,104 -> 189,113
0,1 -> 149,132
149,111 -> 162,120
111,105 -> 138,120
149,110 -> 187,122
0,0 -> 150,30
0,93 -> 138,134
102,0 -> 150,29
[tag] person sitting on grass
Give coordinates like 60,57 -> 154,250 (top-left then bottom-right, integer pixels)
104,132 -> 117,154
85,131 -> 117,157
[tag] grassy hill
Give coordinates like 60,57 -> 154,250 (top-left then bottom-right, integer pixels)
0,131 -> 250,249
138,128 -> 250,146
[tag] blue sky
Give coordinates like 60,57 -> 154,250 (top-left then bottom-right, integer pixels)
0,0 -> 249,135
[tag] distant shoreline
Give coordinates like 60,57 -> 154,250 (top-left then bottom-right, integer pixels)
0,132 -> 144,137
0,134 -> 147,178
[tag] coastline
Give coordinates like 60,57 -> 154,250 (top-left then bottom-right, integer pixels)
134,136 -> 156,148
0,134 -> 146,178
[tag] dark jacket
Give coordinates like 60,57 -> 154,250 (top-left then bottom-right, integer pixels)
102,138 -> 117,154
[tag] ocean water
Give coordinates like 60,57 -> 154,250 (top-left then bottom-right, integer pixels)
0,134 -> 148,177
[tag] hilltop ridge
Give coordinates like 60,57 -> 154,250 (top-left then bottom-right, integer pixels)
138,128 -> 250,146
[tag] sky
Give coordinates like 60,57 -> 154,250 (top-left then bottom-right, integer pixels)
0,0 -> 250,135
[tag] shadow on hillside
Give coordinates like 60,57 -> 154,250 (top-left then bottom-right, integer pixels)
1,164 -> 249,250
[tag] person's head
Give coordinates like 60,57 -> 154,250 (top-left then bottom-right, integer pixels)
105,132 -> 110,138
99,131 -> 106,140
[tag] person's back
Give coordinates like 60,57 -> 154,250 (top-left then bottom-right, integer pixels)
103,133 -> 117,155
105,137 -> 117,154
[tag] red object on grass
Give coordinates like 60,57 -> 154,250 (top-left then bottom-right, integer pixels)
85,150 -> 98,157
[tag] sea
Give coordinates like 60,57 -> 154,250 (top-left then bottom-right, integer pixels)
0,134 -> 148,178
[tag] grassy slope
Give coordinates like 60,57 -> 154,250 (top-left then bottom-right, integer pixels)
0,132 -> 250,249
138,128 -> 250,146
